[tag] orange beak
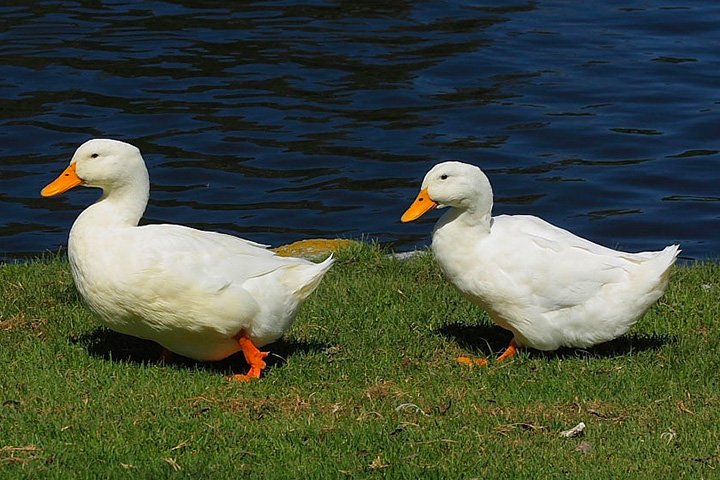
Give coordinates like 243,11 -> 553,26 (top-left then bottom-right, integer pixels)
41,163 -> 83,197
401,188 -> 438,223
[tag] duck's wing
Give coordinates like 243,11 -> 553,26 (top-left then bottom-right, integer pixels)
119,224 -> 306,299
489,215 -> 640,310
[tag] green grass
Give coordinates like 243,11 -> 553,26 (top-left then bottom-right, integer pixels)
1,243 -> 719,478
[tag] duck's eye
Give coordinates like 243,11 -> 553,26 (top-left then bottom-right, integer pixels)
440,174 -> 448,180
91,153 -> 99,158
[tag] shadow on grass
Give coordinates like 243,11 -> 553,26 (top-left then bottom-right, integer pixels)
70,328 -> 328,377
438,322 -> 674,360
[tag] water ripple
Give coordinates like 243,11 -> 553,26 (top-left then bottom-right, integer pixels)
1,1 -> 719,260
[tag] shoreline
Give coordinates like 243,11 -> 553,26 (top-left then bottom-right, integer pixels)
3,238 -> 713,265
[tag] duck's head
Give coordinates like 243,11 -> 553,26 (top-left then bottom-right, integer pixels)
41,139 -> 146,197
401,161 -> 493,222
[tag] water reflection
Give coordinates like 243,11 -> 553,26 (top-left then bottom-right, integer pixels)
1,1 -> 719,260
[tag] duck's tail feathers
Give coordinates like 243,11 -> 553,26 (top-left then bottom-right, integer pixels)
287,253 -> 335,300
657,244 -> 681,273
645,244 -> 680,294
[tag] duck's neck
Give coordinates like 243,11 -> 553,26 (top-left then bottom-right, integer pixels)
73,179 -> 149,231
431,205 -> 493,283
434,202 -> 493,238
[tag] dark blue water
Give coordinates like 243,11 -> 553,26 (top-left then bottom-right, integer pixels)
1,1 -> 719,261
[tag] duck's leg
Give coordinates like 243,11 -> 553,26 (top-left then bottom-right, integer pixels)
229,334 -> 269,382
496,339 -> 518,362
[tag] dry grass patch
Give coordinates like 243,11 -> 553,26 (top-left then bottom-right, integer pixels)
0,446 -> 44,465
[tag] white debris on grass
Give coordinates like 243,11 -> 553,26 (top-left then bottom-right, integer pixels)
559,421 -> 586,438
391,250 -> 425,261
395,403 -> 431,417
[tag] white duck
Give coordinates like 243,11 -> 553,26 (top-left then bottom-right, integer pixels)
401,161 -> 679,363
41,139 -> 333,380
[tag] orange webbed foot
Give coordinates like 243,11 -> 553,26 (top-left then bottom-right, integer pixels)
456,356 -> 490,367
496,339 -> 518,362
456,339 -> 519,368
228,335 -> 269,382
